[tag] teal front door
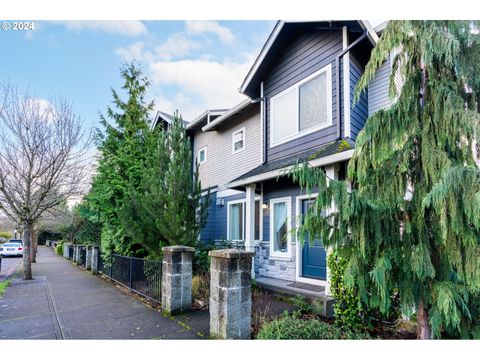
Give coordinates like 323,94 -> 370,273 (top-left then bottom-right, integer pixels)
301,199 -> 327,280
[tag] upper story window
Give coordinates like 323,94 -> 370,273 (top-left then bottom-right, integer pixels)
232,127 -> 246,154
270,64 -> 332,147
198,146 -> 207,164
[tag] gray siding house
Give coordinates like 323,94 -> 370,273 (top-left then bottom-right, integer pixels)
157,20 -> 396,299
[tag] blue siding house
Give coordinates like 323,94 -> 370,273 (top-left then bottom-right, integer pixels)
157,20 -> 396,301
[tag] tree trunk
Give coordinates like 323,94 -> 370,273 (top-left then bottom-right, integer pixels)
22,225 -> 32,280
417,300 -> 432,339
30,229 -> 37,263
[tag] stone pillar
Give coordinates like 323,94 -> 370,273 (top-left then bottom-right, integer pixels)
161,245 -> 194,314
73,245 -> 78,263
85,246 -> 92,270
91,246 -> 100,275
209,249 -> 253,339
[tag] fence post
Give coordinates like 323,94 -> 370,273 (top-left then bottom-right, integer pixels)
209,249 -> 254,339
91,246 -> 99,275
110,256 -> 113,278
129,257 -> 133,290
85,246 -> 92,270
161,245 -> 194,315
73,245 -> 78,264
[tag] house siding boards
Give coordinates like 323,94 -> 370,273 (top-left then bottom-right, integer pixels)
200,191 -> 246,242
349,48 -> 369,140
263,29 -> 343,162
193,104 -> 262,190
368,56 -> 393,115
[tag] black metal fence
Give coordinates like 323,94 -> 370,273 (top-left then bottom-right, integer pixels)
101,254 -> 162,304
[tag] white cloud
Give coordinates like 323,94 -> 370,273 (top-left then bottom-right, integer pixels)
185,21 -> 235,44
155,34 -> 201,61
115,41 -> 147,62
148,57 -> 253,120
53,21 -> 147,37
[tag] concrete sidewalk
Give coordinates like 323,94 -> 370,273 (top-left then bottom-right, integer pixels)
0,246 -> 209,339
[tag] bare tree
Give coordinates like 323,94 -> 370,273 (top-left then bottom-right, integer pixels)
0,82 -> 91,280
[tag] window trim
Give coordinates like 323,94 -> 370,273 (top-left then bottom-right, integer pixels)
269,196 -> 292,259
269,64 -> 333,148
226,197 -> 262,242
198,146 -> 207,164
232,127 -> 246,154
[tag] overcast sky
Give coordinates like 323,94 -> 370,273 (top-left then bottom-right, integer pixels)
0,20 -> 384,127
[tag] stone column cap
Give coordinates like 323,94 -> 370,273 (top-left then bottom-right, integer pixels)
162,245 -> 195,253
209,249 -> 254,259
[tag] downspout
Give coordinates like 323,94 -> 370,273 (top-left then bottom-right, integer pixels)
335,31 -> 368,140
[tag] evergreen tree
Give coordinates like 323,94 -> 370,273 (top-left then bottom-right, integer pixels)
87,63 -> 156,258
291,21 -> 480,339
120,113 -> 209,257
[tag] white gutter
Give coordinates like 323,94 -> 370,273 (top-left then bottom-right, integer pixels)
358,20 -> 379,44
202,99 -> 252,132
227,149 -> 355,189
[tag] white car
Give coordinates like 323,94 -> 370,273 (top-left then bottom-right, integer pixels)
0,241 -> 23,257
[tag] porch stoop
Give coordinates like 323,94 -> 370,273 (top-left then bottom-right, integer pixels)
255,276 -> 335,318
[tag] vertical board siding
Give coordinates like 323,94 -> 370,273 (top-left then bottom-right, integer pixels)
349,49 -> 369,140
263,29 -> 343,162
193,105 -> 262,190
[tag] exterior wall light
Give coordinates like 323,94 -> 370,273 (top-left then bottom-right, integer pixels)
216,197 -> 224,207
262,202 -> 269,210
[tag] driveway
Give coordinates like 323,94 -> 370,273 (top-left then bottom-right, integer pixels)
0,246 -> 209,339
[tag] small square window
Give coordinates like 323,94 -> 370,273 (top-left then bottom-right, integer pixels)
198,147 -> 207,164
232,128 -> 245,154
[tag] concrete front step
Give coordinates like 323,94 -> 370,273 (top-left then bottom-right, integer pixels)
255,276 -> 335,318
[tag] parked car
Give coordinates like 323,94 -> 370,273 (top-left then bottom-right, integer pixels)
7,239 -> 22,244
0,241 -> 23,257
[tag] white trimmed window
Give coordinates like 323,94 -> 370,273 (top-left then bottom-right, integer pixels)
270,64 -> 332,147
232,127 -> 246,154
227,199 -> 261,241
269,197 -> 292,257
198,146 -> 207,164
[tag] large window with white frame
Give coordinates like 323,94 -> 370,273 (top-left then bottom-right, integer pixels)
269,197 -> 292,257
227,199 -> 261,241
270,64 -> 332,147
232,127 -> 246,154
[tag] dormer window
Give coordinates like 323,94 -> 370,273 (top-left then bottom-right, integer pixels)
198,146 -> 207,164
270,64 -> 332,147
232,128 -> 246,154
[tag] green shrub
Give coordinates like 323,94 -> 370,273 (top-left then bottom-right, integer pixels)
328,252 -> 366,331
257,313 -> 372,340
192,272 -> 209,307
291,295 -> 324,317
55,242 -> 64,256
0,231 -> 12,240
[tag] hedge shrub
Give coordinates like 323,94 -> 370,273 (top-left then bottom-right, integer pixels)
257,314 -> 372,340
55,242 -> 64,256
328,252 -> 366,331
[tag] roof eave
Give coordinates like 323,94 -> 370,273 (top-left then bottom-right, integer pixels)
240,20 -> 377,98
202,99 -> 253,132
